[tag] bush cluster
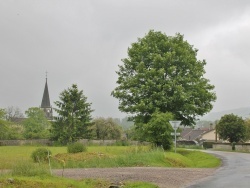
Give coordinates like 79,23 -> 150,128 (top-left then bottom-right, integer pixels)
67,142 -> 87,153
203,142 -> 213,149
31,148 -> 52,163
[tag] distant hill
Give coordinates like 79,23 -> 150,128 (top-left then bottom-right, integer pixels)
201,107 -> 250,121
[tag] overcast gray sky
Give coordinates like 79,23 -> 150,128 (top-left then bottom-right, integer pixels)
1,0 -> 250,118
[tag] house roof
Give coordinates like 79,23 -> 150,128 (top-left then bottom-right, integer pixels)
180,128 -> 207,141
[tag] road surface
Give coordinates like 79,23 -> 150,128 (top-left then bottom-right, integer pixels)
187,150 -> 250,188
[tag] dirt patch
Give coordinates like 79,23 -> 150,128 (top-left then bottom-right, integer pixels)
53,167 -> 217,188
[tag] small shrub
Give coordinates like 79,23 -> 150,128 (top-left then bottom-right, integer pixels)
114,140 -> 130,146
67,142 -> 87,153
52,141 -> 64,146
203,142 -> 214,149
178,144 -> 202,149
31,148 -> 52,163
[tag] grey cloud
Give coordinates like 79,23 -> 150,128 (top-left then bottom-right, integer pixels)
1,0 -> 250,118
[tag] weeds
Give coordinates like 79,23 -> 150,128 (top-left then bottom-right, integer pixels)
67,142 -> 87,153
11,161 -> 51,177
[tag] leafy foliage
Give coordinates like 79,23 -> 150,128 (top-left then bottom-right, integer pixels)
217,114 -> 246,143
51,84 -> 93,145
111,30 -> 216,126
143,112 -> 174,150
67,142 -> 87,153
22,107 -> 51,139
113,116 -> 134,130
0,107 -> 24,139
90,117 -> 122,140
244,118 -> 250,142
0,108 -> 6,119
203,142 -> 214,149
0,108 -> 24,140
0,119 -> 10,140
31,148 -> 52,163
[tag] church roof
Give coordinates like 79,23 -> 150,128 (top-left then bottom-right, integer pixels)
41,78 -> 51,108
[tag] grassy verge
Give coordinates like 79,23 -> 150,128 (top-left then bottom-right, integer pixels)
0,145 -> 220,187
0,174 -> 158,188
0,146 -> 221,169
0,160 -> 158,187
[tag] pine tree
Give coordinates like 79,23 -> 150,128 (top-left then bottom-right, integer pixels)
51,84 -> 93,144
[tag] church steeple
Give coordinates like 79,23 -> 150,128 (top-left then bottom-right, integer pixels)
41,72 -> 53,120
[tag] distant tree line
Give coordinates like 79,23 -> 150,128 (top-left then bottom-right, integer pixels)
0,92 -> 134,144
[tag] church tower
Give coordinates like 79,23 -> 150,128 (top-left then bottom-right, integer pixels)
41,74 -> 53,120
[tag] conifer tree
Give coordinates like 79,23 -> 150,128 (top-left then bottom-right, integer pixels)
51,84 -> 93,144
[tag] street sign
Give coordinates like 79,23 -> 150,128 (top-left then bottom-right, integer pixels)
169,121 -> 181,130
171,132 -> 180,136
169,120 -> 181,153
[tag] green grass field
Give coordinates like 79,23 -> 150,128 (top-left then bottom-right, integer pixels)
0,145 -> 220,169
0,145 -> 221,188
0,146 -> 220,169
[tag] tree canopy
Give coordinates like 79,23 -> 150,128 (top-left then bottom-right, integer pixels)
22,107 -> 51,139
244,118 -> 250,141
0,108 -> 24,140
0,109 -> 10,139
51,84 -> 93,144
111,30 -> 216,126
217,114 -> 246,143
90,117 -> 122,140
0,108 -> 6,120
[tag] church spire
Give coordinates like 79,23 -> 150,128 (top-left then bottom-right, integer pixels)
41,72 -> 53,119
41,72 -> 51,108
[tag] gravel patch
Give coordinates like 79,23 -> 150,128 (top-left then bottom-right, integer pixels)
53,167 -> 217,188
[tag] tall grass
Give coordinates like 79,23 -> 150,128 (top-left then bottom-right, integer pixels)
64,149 -> 168,168
0,145 -> 220,170
11,160 -> 51,176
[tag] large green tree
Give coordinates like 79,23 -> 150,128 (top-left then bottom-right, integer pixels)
22,107 -> 51,139
217,114 -> 246,144
111,30 -> 216,126
51,84 -> 93,144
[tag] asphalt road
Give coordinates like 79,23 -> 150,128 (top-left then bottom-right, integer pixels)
187,150 -> 250,188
